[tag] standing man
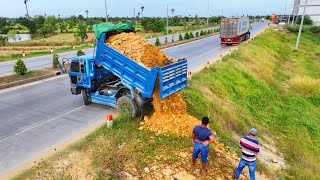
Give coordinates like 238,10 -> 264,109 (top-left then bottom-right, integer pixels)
233,128 -> 260,180
192,117 -> 216,173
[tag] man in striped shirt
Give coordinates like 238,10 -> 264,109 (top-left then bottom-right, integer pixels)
233,128 -> 260,180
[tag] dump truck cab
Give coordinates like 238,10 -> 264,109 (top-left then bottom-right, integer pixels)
68,23 -> 188,117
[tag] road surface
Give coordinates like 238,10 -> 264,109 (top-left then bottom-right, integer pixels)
0,28 -> 217,77
0,22 -> 268,175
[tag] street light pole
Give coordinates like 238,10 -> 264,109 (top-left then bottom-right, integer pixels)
167,3 -> 169,35
105,0 -> 108,23
295,0 -> 308,50
207,0 -> 209,26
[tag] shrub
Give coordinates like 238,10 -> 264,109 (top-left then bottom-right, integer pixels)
184,32 -> 190,39
200,30 -> 204,36
52,53 -> 59,68
13,59 -> 27,75
189,32 -> 194,38
179,34 -> 183,41
155,37 -> 161,46
195,32 -> 199,37
207,29 -> 210,34
165,36 -> 168,44
77,50 -> 85,56
0,35 -> 8,46
309,26 -> 320,33
171,35 -> 174,43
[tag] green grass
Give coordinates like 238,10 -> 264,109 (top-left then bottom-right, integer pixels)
182,29 -> 320,179
0,70 -> 52,85
0,45 -> 92,62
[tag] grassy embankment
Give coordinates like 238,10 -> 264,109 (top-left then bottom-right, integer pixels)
182,29 -> 320,179
14,29 -> 318,179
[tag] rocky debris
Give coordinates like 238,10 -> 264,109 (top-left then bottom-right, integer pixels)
174,171 -> 197,180
162,168 -> 174,176
144,167 -> 150,173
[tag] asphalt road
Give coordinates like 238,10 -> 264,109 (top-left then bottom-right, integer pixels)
0,22 -> 268,175
0,27 -> 216,77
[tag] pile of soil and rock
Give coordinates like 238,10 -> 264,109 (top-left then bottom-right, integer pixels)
106,32 -> 200,137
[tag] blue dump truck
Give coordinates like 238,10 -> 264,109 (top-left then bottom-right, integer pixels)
68,24 -> 188,117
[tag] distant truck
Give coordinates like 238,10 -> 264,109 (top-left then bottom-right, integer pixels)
67,24 -> 188,117
220,17 -> 251,46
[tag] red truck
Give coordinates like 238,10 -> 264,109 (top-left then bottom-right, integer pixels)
220,17 -> 251,46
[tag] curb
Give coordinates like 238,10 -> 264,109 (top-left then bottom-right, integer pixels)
0,73 -> 59,90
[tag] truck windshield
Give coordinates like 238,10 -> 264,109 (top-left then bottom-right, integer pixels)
71,62 -> 80,72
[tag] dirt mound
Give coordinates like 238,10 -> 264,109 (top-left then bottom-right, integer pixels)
105,32 -> 168,68
107,32 -> 200,137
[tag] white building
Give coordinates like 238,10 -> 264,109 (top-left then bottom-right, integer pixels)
293,0 -> 320,25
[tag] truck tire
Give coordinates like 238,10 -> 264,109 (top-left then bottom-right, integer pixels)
245,33 -> 250,40
81,89 -> 90,105
117,95 -> 138,118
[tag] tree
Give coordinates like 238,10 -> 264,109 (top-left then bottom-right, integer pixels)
14,59 -> 28,75
52,53 -> 59,68
296,15 -> 313,25
155,37 -> 161,46
171,8 -> 175,17
179,34 -> 183,41
44,16 -> 57,34
0,36 -> 8,46
85,10 -> 89,19
24,0 -> 30,18
74,23 -> 88,42
184,32 -> 190,39
17,17 -> 37,33
141,6 -> 144,17
77,50 -> 86,56
37,26 -> 49,37
7,30 -> 17,41
33,15 -> 46,30
0,18 -> 7,27
58,22 -> 67,33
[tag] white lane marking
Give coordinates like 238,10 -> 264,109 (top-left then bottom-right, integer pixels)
188,47 -> 222,63
0,105 -> 85,143
163,34 -> 219,51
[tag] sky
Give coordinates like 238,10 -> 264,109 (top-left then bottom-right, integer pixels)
0,0 -> 294,18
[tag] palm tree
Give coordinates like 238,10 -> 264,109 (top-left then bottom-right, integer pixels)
171,8 -> 175,17
24,0 -> 30,18
141,6 -> 144,17
137,12 -> 141,18
85,10 -> 89,19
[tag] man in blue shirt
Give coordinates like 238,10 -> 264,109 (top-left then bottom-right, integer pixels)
192,117 -> 216,172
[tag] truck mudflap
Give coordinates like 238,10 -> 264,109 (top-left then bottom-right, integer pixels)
159,60 -> 188,100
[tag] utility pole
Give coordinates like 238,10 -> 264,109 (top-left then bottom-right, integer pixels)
207,0 -> 209,26
104,0 -> 108,23
295,0 -> 308,50
167,3 -> 169,35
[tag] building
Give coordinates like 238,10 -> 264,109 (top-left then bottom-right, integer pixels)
293,0 -> 320,25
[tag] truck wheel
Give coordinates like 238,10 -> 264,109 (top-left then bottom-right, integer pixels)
117,95 -> 138,118
81,89 -> 90,105
246,33 -> 250,40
